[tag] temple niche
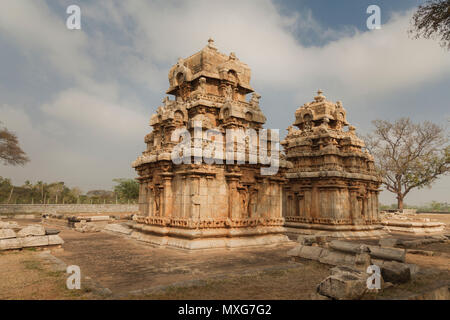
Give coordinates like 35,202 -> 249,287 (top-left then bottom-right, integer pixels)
131,39 -> 289,250
281,90 -> 385,238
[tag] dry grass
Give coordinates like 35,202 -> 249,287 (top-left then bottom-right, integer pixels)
0,250 -> 97,300
130,261 -> 330,300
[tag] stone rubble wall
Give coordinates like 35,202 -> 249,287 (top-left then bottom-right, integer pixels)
0,204 -> 139,215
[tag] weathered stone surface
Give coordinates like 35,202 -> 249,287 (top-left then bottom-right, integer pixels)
22,235 -> 49,247
48,235 -> 64,245
298,245 -> 324,260
329,240 -> 369,254
368,246 -> 406,262
0,238 -> 22,250
75,223 -> 101,233
317,268 -> 367,300
297,235 -> 317,245
379,238 -> 398,247
407,249 -> 435,256
104,223 -> 132,235
88,216 -> 110,222
17,225 -> 46,237
319,251 -> 356,266
0,228 -> 16,239
380,261 -> 411,284
0,221 -> 19,229
45,228 -> 60,235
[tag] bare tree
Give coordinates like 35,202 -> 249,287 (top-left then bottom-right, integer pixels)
409,0 -> 450,50
0,126 -> 29,166
364,118 -> 449,210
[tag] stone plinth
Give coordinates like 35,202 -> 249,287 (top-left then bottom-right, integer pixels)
132,40 -> 289,249
281,91 -> 384,239
380,212 -> 445,234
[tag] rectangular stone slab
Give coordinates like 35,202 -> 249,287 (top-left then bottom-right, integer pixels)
0,228 -> 16,240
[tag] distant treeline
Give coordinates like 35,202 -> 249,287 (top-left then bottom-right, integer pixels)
0,177 -> 139,204
380,201 -> 450,213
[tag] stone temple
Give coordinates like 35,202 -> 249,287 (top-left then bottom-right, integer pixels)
132,40 -> 384,249
281,90 -> 385,238
131,39 -> 289,249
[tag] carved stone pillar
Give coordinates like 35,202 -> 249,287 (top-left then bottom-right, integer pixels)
161,173 -> 174,218
226,173 -> 241,219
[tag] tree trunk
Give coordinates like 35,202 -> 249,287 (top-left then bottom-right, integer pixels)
7,186 -> 14,204
397,195 -> 404,211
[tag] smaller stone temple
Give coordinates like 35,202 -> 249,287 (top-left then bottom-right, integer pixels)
281,90 -> 385,238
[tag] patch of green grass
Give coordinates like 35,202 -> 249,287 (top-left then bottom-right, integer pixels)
22,259 -> 43,271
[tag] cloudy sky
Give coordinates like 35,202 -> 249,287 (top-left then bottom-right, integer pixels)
0,0 -> 449,205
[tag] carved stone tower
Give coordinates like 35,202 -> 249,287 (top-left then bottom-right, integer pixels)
132,39 -> 289,249
281,90 -> 384,238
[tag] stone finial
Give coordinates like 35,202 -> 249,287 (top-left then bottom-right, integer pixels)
229,52 -> 237,60
314,89 -> 326,102
207,37 -> 217,50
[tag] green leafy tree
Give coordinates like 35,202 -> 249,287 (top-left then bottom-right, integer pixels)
113,178 -> 139,202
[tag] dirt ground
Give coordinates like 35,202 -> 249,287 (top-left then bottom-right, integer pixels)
0,215 -> 449,300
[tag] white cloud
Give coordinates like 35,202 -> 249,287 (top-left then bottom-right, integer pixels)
41,89 -> 148,139
0,0 -> 92,80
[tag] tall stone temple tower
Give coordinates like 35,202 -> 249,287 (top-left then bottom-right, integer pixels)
132,39 -> 289,249
281,90 -> 384,238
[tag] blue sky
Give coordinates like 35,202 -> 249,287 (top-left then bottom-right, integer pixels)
0,0 -> 448,205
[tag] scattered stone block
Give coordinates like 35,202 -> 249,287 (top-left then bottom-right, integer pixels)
297,235 -> 316,246
104,223 -> 132,235
427,235 -> 447,242
48,235 -> 64,245
89,216 -> 110,222
329,240 -> 369,254
317,268 -> 367,300
74,223 -> 100,233
0,228 -> 16,240
287,246 -> 301,257
298,245 -> 324,260
45,229 -> 60,235
0,238 -> 22,250
368,246 -> 406,262
407,249 -> 435,256
22,235 -> 49,247
379,238 -> 398,247
319,250 -> 356,266
380,261 -> 411,284
0,221 -> 20,229
17,225 -> 46,237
